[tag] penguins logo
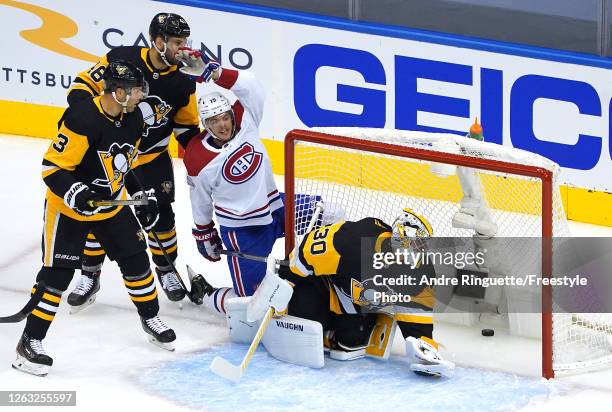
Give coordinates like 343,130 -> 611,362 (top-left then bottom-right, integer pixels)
93,143 -> 137,193
141,95 -> 172,137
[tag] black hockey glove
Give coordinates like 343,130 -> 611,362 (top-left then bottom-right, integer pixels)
64,182 -> 104,216
187,274 -> 213,305
133,189 -> 159,231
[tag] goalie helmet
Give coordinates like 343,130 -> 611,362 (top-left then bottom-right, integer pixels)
149,13 -> 190,40
391,208 -> 433,250
103,60 -> 148,94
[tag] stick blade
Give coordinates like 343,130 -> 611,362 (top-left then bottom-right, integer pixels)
210,356 -> 243,383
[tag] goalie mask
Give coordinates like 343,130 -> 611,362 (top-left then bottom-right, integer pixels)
198,92 -> 235,142
391,208 -> 433,251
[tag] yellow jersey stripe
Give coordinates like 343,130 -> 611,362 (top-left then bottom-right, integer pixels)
394,313 -> 433,324
148,229 -> 176,240
124,273 -> 154,288
150,244 -> 177,255
31,309 -> 54,321
130,289 -> 158,302
84,249 -> 106,256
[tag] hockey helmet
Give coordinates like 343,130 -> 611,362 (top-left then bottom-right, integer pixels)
103,60 -> 148,95
391,208 -> 433,250
198,92 -> 232,121
149,13 -> 190,40
198,92 -> 235,140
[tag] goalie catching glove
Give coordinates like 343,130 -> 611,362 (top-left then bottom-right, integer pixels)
405,336 -> 455,378
176,47 -> 221,83
246,257 -> 293,322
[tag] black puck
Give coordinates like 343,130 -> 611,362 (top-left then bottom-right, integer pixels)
481,328 -> 494,337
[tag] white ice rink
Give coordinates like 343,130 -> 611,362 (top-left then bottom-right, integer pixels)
1,134 -> 612,411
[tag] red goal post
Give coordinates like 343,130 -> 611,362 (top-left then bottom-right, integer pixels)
283,128 -> 557,378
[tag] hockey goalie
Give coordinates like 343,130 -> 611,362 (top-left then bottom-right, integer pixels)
227,208 -> 456,378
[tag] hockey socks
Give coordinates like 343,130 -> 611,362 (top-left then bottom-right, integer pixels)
123,270 -> 159,318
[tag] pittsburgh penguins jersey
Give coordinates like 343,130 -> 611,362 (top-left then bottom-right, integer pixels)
184,69 -> 282,228
285,217 -> 435,339
42,96 -> 143,221
68,46 -> 200,165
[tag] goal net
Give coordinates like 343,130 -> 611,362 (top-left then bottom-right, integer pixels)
283,127 -> 612,378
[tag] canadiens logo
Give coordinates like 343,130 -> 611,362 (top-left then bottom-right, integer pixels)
92,142 -> 137,193
222,142 -> 263,184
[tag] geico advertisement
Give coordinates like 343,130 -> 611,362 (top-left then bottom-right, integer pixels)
1,0 -> 611,191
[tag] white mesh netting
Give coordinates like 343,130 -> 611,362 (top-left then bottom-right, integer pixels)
286,127 -> 612,375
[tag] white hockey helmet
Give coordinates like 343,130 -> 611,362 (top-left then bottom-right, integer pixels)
198,92 -> 232,122
391,208 -> 433,250
198,92 -> 235,141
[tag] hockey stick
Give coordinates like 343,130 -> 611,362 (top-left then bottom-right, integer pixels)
210,306 -> 274,382
149,230 -> 189,293
125,169 -> 190,296
87,198 -> 149,207
0,281 -> 46,324
219,249 -> 289,267
209,202 -> 324,382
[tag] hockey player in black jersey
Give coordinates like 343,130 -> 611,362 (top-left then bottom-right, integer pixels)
246,208 -> 455,378
66,13 -> 208,308
12,61 -> 176,377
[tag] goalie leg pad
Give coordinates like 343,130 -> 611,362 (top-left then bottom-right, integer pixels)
366,313 -> 397,360
262,315 -> 324,368
226,297 -> 261,344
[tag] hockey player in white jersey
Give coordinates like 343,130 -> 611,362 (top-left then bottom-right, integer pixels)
182,55 -> 284,313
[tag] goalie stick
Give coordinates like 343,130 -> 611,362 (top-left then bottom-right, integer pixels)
0,281 -> 46,323
209,202 -> 325,382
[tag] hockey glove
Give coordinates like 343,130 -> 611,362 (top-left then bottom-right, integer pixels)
176,47 -> 221,83
192,223 -> 222,262
133,189 -> 159,231
64,182 -> 104,216
405,336 -> 455,378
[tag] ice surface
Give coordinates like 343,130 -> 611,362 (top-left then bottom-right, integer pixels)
1,135 -> 612,411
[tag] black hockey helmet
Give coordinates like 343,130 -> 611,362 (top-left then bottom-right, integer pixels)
149,13 -> 190,40
103,60 -> 147,93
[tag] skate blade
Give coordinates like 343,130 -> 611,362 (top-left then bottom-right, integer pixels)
69,294 -> 97,314
12,354 -> 48,377
147,336 -> 175,352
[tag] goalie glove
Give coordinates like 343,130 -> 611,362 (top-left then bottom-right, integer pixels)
176,47 -> 221,83
405,336 -> 455,378
246,256 -> 293,322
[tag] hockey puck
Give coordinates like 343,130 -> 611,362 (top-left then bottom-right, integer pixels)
481,328 -> 495,337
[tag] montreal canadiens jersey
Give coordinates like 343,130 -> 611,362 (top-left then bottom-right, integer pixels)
42,96 -> 143,221
68,46 -> 200,164
184,69 -> 282,228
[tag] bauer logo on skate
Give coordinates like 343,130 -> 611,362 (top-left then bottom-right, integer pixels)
222,143 -> 263,184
